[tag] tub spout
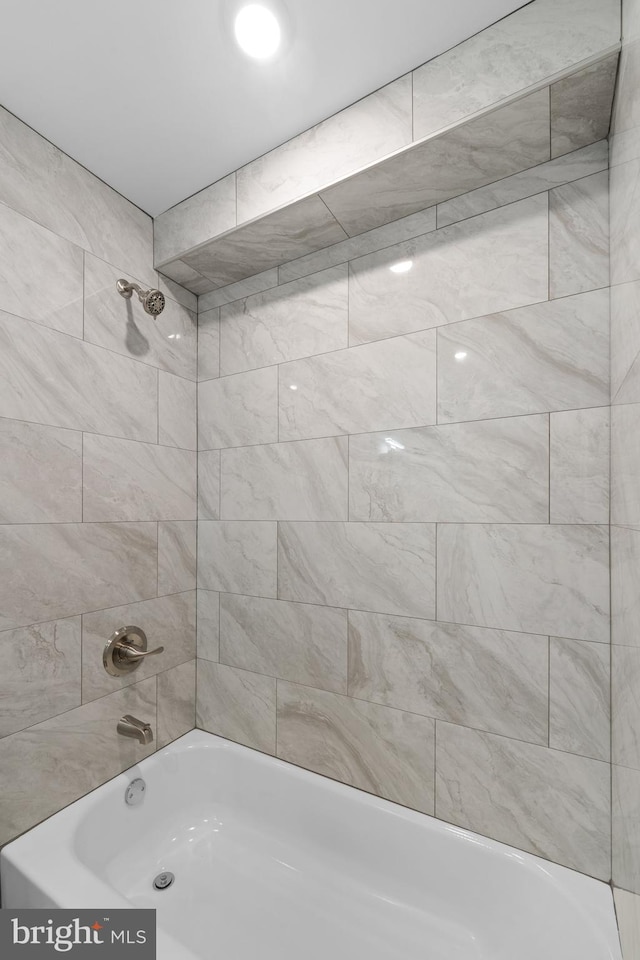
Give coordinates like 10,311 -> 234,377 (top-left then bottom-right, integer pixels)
117,715 -> 153,745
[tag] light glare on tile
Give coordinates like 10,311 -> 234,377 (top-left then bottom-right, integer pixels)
389,260 -> 413,274
384,437 -> 405,450
454,351 -> 467,360
234,4 -> 281,59
289,384 -> 298,390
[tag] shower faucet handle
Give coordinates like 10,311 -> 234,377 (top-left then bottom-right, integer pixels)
103,625 -> 164,677
119,643 -> 165,663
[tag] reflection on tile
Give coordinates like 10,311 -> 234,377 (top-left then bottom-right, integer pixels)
198,368 -> 278,450
153,173 -> 236,265
220,265 -> 348,376
612,280 -> 640,402
550,55 -> 618,159
437,524 -> 610,642
613,646 -> 640,770
198,450 -> 220,519
349,415 -> 548,523
0,522 -> 157,631
278,521 -> 435,619
279,330 -> 436,441
613,404 -> 640,526
348,194 -> 548,345
158,521 -> 196,595
82,592 -> 196,702
197,590 -> 220,662
614,888 -> 640,957
0,201 -> 83,337
83,434 -> 196,522
549,638 -> 610,761
277,681 -> 435,813
349,611 -> 548,743
0,418 -> 82,523
437,290 -> 610,423
0,617 -> 81,737
613,764 -> 640,893
0,311 -> 157,441
220,594 -> 348,693
158,372 -> 196,450
549,171 -> 609,298
612,525 -> 640,647
197,307 -> 220,381
157,660 -> 196,748
198,521 -> 277,598
321,91 -> 550,237
435,721 -> 610,879
550,408 -> 610,524
196,660 -> 276,753
221,437 -> 348,521
199,269 -> 279,312
0,678 -> 156,847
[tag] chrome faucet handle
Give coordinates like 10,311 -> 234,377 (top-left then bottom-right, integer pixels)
103,626 -> 164,677
119,644 -> 165,663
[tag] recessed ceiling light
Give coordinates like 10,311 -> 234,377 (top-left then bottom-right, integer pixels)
234,4 -> 281,59
389,260 -> 413,274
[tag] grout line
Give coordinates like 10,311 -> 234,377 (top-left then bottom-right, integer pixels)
548,636 -> 551,747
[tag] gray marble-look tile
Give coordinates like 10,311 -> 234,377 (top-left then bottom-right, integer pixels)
611,157 -> 640,287
613,764 -> 640,893
348,194 -> 548,346
198,307 -> 220,381
153,173 -> 236,266
198,450 -> 220,520
321,90 -> 550,237
197,590 -> 220,662
279,330 -> 436,441
613,645 -> 640,770
549,171 -> 610,298
221,437 -> 348,521
198,269 -> 279,312
0,310 -> 157,441
614,888 -> 640,956
412,0 -> 620,141
550,407 -> 610,524
0,200 -> 83,337
157,660 -> 196,748
83,434 -> 196,522
436,140 -> 609,228
435,721 -> 611,880
349,415 -> 548,523
158,521 -> 196,595
81,592 -> 196,702
437,524 -> 610,643
437,289 -> 610,423
220,594 -> 348,694
220,265 -> 348,376
158,259 -> 213,295
0,678 -> 156,847
612,525 -> 640,647
278,521 -> 435,619
549,637 -> 610,761
158,372 -> 197,450
155,273 -> 198,313
237,76 -> 412,223
349,611 -> 548,744
198,367 -> 278,450
0,617 -> 81,737
84,254 -> 197,381
0,522 -> 157,631
196,660 -> 276,754
613,404 -> 640,526
277,681 -> 435,814
198,521 -> 277,598
550,55 -> 618,159
0,418 -> 82,523
612,280 -> 640,403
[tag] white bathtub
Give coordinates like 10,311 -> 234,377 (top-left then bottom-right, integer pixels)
0,730 -> 621,960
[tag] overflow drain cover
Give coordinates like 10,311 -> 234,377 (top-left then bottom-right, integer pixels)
153,871 -> 175,891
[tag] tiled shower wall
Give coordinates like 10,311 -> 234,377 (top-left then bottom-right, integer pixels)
0,105 -> 197,847
196,140 -> 612,880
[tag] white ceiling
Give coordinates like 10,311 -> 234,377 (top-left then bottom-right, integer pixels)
0,0 -> 526,216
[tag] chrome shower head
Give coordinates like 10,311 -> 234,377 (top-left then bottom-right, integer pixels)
116,279 -> 166,316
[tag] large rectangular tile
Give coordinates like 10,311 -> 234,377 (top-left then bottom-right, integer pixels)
196,660 -> 276,754
613,764 -> 640,893
435,721 -> 611,880
278,521 -> 435,619
0,617 -> 81,737
82,592 -> 196,702
279,330 -> 436,441
198,368 -> 278,450
549,637 -> 610,761
199,269 -> 279,312
153,173 -> 236,265
277,681 -> 435,814
437,524 -> 610,642
550,408 -> 610,524
157,660 -> 196,749
220,594 -> 348,693
349,415 -> 548,523
437,290 -> 610,423
613,404 -> 640,525
549,171 -> 610,298
611,157 -> 640,286
157,520 -> 196,595
0,311 -> 157,441
550,56 -> 618,158
83,434 -> 196,522
198,450 -> 220,519
612,525 -> 640,647
612,281 -> 640,403
0,522 -> 157,631
0,201 -> 83,337
613,646 -> 640,770
198,521 -> 277,598
158,372 -> 197,450
197,590 -> 220,662
0,418 -> 82,522
219,265 -> 348,376
221,437 -> 348,521
348,194 -> 548,345
197,307 -> 220,381
348,611 -> 548,743
614,888 -> 640,958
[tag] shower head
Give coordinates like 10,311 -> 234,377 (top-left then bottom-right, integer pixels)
116,279 -> 166,316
